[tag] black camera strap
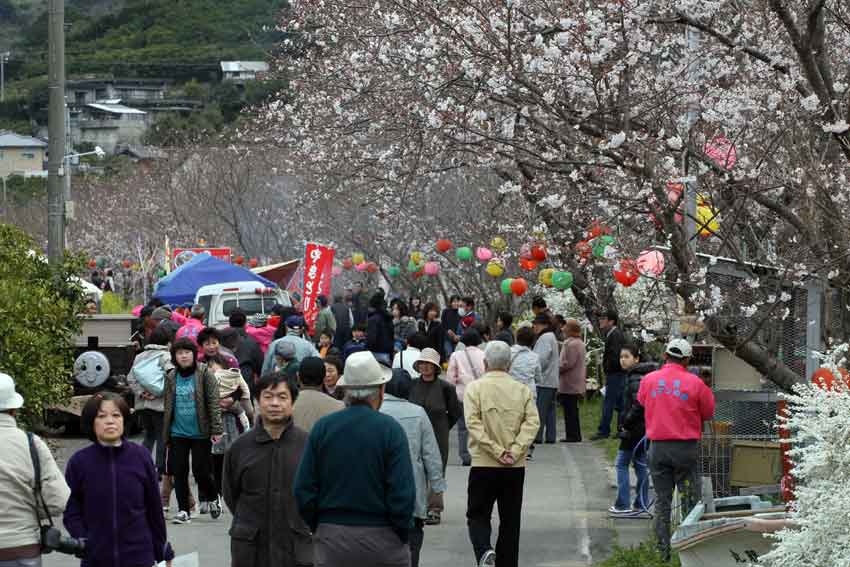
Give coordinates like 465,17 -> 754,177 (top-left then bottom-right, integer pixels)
26,432 -> 55,529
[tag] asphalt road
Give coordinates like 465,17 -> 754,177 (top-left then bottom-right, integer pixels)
42,430 -> 649,567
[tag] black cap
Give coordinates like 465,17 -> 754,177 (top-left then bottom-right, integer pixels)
299,356 -> 326,386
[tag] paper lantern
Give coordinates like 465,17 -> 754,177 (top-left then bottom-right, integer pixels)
530,245 -> 547,262
552,271 -> 574,290
696,200 -> 720,237
342,259 -> 354,270
424,261 -> 440,276
96,257 -> 107,269
575,241 -> 592,260
486,261 -> 504,278
613,259 -> 640,287
519,243 -> 532,260
87,259 -> 97,269
538,268 -> 555,287
588,221 -> 611,239
812,367 -> 850,391
704,135 -> 737,171
387,266 -> 401,277
407,259 -> 422,273
366,261 -> 379,273
636,250 -> 665,276
331,265 -> 343,276
475,247 -> 493,262
122,259 -> 131,269
500,278 -> 514,295
234,256 -> 245,265
510,278 -> 529,296
519,257 -> 538,271
410,251 -> 423,265
356,262 -> 368,272
435,239 -> 453,253
491,237 -> 507,252
456,247 -> 473,261
592,236 -> 615,257
131,263 -> 141,272
352,252 -> 365,265
249,258 -> 259,268
157,269 -> 167,278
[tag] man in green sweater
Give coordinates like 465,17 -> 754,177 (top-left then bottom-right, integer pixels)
294,351 -> 415,566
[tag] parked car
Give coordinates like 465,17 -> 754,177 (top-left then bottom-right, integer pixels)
195,281 -> 292,328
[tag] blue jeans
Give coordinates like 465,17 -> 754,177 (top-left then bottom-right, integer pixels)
444,338 -> 455,360
615,447 -> 649,510
457,403 -> 471,464
534,386 -> 558,444
598,372 -> 625,436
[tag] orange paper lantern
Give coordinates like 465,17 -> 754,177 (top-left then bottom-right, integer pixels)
510,278 -> 529,296
613,259 -> 640,287
436,239 -> 453,253
530,245 -> 547,262
234,256 -> 245,265
249,258 -> 259,268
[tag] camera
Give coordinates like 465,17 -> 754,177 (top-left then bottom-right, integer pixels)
41,526 -> 86,558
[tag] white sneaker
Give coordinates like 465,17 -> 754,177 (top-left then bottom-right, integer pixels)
172,511 -> 191,524
608,506 -> 632,517
479,549 -> 496,567
199,501 -> 209,515
209,498 -> 222,519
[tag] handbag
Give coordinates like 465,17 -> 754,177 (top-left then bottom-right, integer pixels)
463,349 -> 481,380
133,354 -> 166,397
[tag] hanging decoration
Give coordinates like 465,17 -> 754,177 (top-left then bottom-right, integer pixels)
636,250 -> 665,276
491,237 -> 507,252
424,261 -> 441,276
122,259 -> 132,269
131,263 -> 141,272
410,251 -> 424,265
552,271 -> 574,290
366,262 -> 379,273
456,247 -> 473,261
592,236 -> 615,258
530,244 -> 547,262
88,259 -> 97,269
575,241 -> 592,261
387,266 -> 401,277
476,247 -> 493,262
248,258 -> 259,268
356,262 -> 368,272
510,278 -> 529,296
332,265 -> 343,277
703,135 -> 737,171
613,259 -> 640,287
538,268 -> 555,287
407,259 -> 422,273
587,220 -> 611,239
519,243 -> 532,260
519,257 -> 538,271
234,256 -> 245,265
486,260 -> 504,278
500,278 -> 514,295
696,196 -> 720,237
96,257 -> 107,269
435,239 -> 453,253
342,259 -> 354,270
352,252 -> 365,265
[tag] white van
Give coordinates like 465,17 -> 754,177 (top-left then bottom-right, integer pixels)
195,281 -> 292,328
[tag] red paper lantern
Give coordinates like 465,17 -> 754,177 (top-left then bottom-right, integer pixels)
342,259 -> 354,270
613,259 -> 640,287
435,239 -> 453,253
234,256 -> 245,265
510,278 -> 529,296
249,258 -> 259,268
575,240 -> 592,259
519,257 -> 538,271
366,261 -> 379,273
531,245 -> 547,262
122,259 -> 132,269
588,220 -> 611,239
88,259 -> 97,269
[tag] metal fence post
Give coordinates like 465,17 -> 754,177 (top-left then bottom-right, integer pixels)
805,279 -> 823,380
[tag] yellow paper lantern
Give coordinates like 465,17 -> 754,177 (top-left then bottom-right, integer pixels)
490,237 -> 507,252
486,260 -> 504,278
538,268 -> 555,287
696,198 -> 720,237
410,251 -> 423,265
352,252 -> 365,265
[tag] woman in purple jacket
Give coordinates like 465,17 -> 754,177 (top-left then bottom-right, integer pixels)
64,393 -> 174,567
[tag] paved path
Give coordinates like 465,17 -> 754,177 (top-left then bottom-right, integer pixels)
43,433 -> 650,567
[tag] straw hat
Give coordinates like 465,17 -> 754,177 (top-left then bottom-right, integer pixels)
413,348 -> 442,374
337,351 -> 392,388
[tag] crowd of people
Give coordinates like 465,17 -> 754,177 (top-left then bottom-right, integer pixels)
0,284 -> 716,567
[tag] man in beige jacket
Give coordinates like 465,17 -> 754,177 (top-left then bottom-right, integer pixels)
464,341 -> 540,567
0,373 -> 70,566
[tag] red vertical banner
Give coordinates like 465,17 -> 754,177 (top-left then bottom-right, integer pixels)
302,243 -> 336,335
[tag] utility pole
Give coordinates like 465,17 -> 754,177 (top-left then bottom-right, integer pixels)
46,0 -> 65,266
0,52 -> 8,103
683,25 -> 700,256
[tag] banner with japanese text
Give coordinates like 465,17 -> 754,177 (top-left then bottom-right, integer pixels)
302,243 -> 335,335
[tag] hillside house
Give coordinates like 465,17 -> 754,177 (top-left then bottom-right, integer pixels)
0,132 -> 48,178
70,102 -> 149,154
220,61 -> 269,82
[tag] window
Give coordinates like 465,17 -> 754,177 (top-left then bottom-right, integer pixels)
21,153 -> 35,159
221,296 -> 278,317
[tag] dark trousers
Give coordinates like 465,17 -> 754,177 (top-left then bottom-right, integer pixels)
597,372 -> 625,436
211,453 -> 224,497
534,386 -> 558,444
648,440 -> 701,559
139,409 -> 165,472
559,394 -> 582,441
467,467 -> 525,567
167,437 -> 216,513
409,518 -> 425,567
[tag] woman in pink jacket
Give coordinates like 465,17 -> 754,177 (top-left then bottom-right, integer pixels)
446,329 -> 486,466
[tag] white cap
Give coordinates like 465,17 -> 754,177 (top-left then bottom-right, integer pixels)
665,338 -> 693,359
0,373 -> 24,411
338,351 -> 393,388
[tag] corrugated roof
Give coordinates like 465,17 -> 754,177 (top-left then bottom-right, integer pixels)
220,61 -> 270,73
85,103 -> 147,115
0,131 -> 48,148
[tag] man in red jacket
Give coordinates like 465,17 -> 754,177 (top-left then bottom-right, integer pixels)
637,338 -> 714,561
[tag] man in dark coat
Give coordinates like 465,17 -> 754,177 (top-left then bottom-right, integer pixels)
367,293 -> 395,365
225,310 -> 265,397
223,371 -> 312,567
330,294 -> 353,350
592,309 -> 627,440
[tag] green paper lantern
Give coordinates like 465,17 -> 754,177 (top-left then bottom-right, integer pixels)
501,278 -> 514,295
407,259 -> 422,273
552,271 -> 574,290
388,266 -> 401,277
157,269 -> 167,278
456,247 -> 473,261
592,235 -> 615,257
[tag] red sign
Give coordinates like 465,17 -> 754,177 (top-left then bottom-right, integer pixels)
172,247 -> 232,269
302,243 -> 335,335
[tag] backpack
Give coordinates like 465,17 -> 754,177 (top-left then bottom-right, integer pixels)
133,354 -> 166,396
176,324 -> 201,344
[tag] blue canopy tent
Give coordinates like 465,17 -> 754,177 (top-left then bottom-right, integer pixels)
153,254 -> 277,306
